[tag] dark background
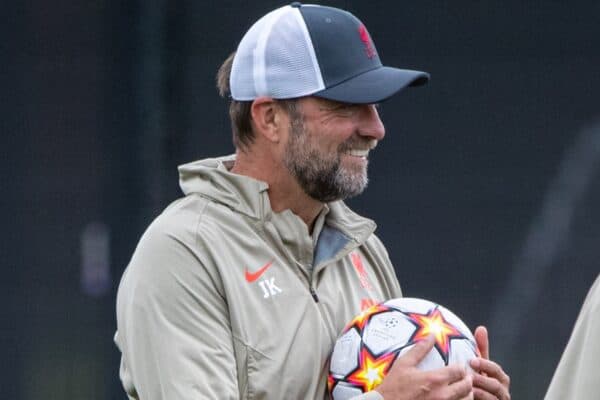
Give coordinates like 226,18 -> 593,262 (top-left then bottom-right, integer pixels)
2,1 -> 599,398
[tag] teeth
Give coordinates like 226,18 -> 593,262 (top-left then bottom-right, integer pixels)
348,149 -> 369,157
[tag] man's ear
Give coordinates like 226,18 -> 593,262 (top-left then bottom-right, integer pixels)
250,97 -> 286,143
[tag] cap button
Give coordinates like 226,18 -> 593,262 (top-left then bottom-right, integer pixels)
290,2 -> 302,7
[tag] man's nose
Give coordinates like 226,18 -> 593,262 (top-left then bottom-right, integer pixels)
357,104 -> 385,141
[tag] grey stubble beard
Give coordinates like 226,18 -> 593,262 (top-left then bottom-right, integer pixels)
283,114 -> 370,203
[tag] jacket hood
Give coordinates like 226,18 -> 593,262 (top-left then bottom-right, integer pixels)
178,155 -> 269,220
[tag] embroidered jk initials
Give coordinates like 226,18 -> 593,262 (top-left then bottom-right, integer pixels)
258,277 -> 282,298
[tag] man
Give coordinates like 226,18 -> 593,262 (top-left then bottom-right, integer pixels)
115,3 -> 510,399
544,274 -> 600,399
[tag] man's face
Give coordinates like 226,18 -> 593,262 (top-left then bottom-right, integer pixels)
283,98 -> 385,202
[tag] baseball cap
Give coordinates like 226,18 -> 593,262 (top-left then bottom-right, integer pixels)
230,2 -> 429,104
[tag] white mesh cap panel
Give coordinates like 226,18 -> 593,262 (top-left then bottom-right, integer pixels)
229,8 -> 283,100
230,5 -> 325,100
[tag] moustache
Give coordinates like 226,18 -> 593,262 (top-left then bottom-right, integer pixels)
338,137 -> 378,153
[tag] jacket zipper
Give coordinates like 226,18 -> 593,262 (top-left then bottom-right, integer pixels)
297,261 -> 319,303
309,286 -> 320,303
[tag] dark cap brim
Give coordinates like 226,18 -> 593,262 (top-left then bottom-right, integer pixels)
313,66 -> 429,104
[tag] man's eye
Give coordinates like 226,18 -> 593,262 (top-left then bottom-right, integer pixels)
335,104 -> 358,115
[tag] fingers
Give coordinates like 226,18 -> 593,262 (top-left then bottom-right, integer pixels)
393,334 -> 436,367
472,374 -> 510,400
470,358 -> 510,387
377,342 -> 473,400
432,364 -> 469,385
473,386 -> 511,400
437,373 -> 473,400
421,366 -> 472,399
474,326 -> 489,359
473,387 -> 501,400
379,364 -> 472,400
470,358 -> 511,400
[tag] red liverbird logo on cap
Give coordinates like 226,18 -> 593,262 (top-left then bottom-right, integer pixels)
358,24 -> 376,59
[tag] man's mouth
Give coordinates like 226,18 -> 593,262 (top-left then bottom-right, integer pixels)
346,149 -> 370,157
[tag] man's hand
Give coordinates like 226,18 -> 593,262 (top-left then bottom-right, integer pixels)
374,335 -> 473,400
470,326 -> 511,400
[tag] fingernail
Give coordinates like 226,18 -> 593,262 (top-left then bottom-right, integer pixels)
470,358 -> 480,368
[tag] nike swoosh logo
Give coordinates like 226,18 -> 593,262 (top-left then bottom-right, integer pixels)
244,260 -> 274,283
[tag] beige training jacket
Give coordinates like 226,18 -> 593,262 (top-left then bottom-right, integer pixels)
115,155 -> 402,400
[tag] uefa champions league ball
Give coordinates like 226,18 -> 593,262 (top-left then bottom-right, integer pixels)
328,298 -> 479,400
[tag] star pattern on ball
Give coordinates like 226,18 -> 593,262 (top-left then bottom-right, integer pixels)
346,304 -> 390,333
407,307 -> 466,365
346,347 -> 396,392
327,374 -> 335,392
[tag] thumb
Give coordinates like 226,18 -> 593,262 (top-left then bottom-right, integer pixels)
394,334 -> 436,368
474,325 -> 489,359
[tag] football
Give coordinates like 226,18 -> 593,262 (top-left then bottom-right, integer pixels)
328,297 -> 479,400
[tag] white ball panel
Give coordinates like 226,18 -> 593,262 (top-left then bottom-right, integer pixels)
330,328 -> 362,376
331,382 -> 364,400
363,311 -> 416,356
385,297 -> 436,314
397,343 -> 446,371
448,339 -> 477,372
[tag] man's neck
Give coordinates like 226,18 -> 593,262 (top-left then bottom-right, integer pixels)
230,151 -> 324,233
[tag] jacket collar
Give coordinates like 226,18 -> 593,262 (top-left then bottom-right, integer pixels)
178,154 -> 377,250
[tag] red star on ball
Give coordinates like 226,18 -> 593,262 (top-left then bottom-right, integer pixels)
406,307 -> 467,364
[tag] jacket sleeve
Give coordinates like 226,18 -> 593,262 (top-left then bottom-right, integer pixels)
544,274 -> 600,400
115,217 -> 239,400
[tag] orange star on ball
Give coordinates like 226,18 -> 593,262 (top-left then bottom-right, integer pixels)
346,347 -> 396,392
407,307 -> 466,364
346,303 -> 389,333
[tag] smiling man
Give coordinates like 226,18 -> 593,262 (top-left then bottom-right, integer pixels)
115,3 -> 510,400
281,99 -> 381,202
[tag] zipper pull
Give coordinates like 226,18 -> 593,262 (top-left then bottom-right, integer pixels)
310,287 -> 320,303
